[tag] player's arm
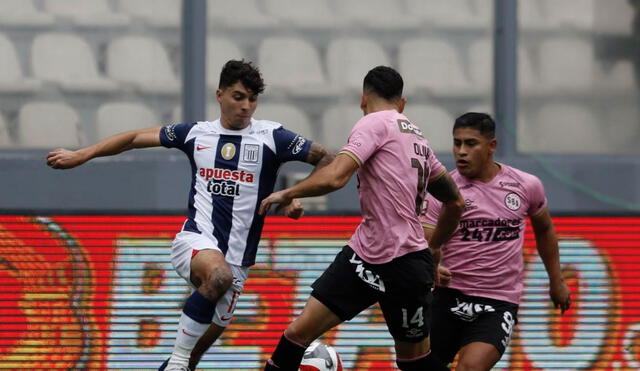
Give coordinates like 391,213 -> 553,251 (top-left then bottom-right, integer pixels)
46,126 -> 162,169
425,172 -> 465,266
259,153 -> 357,215
305,141 -> 336,172
530,207 -> 571,313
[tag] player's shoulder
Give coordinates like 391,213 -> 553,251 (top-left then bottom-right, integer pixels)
499,164 -> 543,190
251,118 -> 283,131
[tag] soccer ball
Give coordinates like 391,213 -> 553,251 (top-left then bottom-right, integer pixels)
299,340 -> 343,371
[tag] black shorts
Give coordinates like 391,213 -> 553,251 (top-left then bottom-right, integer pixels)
311,245 -> 434,343
430,287 -> 519,364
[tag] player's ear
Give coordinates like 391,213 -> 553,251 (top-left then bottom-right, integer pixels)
360,94 -> 367,114
489,138 -> 498,154
397,97 -> 407,113
216,88 -> 223,103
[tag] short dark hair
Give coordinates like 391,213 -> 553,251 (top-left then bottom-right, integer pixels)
219,59 -> 265,94
453,112 -> 496,139
363,66 -> 403,100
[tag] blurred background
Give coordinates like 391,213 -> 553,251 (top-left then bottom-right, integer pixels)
1,1 -> 640,370
0,0 -> 638,213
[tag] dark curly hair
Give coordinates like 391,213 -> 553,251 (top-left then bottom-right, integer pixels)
219,59 -> 265,94
453,112 -> 496,138
363,66 -> 403,100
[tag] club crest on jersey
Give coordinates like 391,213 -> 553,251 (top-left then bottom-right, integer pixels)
397,119 -> 423,137
504,192 -> 521,211
243,144 -> 260,163
221,143 -> 236,160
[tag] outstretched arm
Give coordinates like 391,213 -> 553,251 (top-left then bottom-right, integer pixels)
305,141 -> 336,172
530,207 -> 571,313
259,152 -> 357,215
46,126 -> 162,169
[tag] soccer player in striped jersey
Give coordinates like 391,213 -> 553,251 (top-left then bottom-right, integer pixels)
46,60 -> 334,371
421,112 -> 571,371
259,66 -> 465,371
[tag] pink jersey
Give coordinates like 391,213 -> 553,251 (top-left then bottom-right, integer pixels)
340,109 -> 446,264
421,164 -> 547,304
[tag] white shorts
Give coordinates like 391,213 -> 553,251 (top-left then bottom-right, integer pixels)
171,230 -> 249,327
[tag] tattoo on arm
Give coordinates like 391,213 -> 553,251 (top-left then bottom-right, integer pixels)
306,142 -> 335,170
427,173 -> 462,203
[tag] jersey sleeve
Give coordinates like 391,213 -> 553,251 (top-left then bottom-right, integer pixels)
339,115 -> 386,166
526,175 -> 548,216
428,150 -> 447,181
160,122 -> 197,151
420,193 -> 443,228
273,127 -> 312,163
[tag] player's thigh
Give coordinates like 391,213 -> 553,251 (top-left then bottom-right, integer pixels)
377,249 -> 434,353
310,245 -> 377,322
458,298 -> 518,369
430,287 -> 465,365
171,231 -> 228,288
456,342 -> 501,371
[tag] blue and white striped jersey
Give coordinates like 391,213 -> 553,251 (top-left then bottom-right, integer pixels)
160,118 -> 312,267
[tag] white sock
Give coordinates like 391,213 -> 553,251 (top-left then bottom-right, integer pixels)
168,312 -> 211,366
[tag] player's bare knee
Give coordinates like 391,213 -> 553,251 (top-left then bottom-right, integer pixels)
200,265 -> 232,301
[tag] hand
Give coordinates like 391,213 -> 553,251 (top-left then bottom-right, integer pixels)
46,148 -> 88,169
259,190 -> 293,216
437,265 -> 452,286
550,280 -> 571,314
281,198 -> 304,220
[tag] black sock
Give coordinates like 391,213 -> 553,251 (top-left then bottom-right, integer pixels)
264,334 -> 307,371
396,350 -> 450,371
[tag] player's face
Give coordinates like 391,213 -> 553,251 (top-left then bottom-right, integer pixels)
217,82 -> 258,130
453,127 -> 496,179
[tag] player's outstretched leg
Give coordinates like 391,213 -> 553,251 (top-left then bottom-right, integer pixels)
165,250 -> 233,370
264,296 -> 342,371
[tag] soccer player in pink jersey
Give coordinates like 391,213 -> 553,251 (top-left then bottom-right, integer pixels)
421,112 -> 572,371
259,66 -> 465,371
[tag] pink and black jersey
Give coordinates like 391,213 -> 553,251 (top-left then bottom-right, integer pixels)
340,109 -> 446,264
421,164 -> 548,304
160,118 -> 312,267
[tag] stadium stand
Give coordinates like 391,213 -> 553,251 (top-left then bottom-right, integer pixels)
258,37 -> 331,96
320,105 -> 362,151
96,102 -> 159,141
0,112 -> 10,147
253,103 -> 313,139
115,0 -> 180,27
399,38 -> 471,96
335,0 -> 419,29
0,0 -> 54,27
403,104 -> 455,153
17,102 -> 82,147
407,0 -> 486,28
539,37 -> 596,91
206,37 -> 245,90
43,0 -> 129,27
208,0 -> 277,28
263,0 -> 339,28
0,33 -> 41,93
326,37 -> 391,92
31,33 -> 118,93
523,103 -> 606,154
107,36 -> 180,94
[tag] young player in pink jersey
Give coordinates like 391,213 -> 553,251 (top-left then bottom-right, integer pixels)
259,66 -> 465,371
422,112 -> 572,371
